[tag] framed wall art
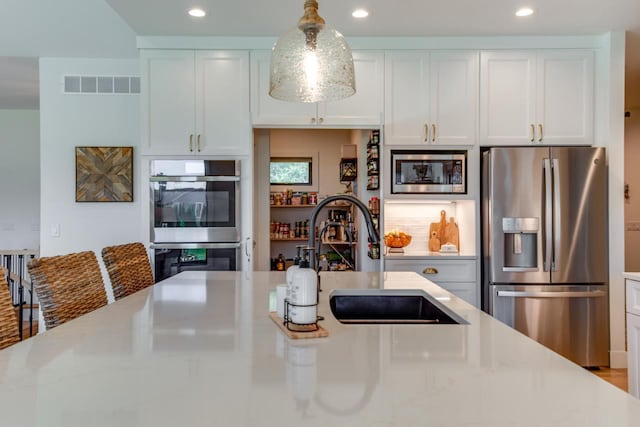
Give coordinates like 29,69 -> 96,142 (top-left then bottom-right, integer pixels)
75,146 -> 133,202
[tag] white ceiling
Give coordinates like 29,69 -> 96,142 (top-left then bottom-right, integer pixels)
2,0 -> 640,109
104,0 -> 640,37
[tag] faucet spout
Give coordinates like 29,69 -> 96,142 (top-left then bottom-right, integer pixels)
308,195 -> 380,270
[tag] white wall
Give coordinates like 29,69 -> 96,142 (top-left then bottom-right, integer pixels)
625,109 -> 640,271
601,31 -> 627,368
39,58 -> 141,302
0,110 -> 40,250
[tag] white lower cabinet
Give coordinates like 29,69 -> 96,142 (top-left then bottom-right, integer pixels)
384,258 -> 478,307
626,278 -> 640,398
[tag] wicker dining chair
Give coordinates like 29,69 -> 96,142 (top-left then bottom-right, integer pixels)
28,251 -> 108,330
0,268 -> 20,350
101,242 -> 155,300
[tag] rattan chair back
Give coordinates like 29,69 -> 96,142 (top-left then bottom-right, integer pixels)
102,242 -> 155,300
0,267 -> 20,349
28,251 -> 108,329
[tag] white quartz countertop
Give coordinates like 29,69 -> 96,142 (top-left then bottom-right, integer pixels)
0,271 -> 638,426
624,272 -> 640,281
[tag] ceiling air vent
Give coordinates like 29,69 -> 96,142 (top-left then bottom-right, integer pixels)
64,76 -> 140,95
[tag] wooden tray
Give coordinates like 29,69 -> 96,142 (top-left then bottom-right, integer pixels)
269,312 -> 329,339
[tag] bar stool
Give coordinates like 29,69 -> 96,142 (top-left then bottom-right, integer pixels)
28,251 -> 108,330
0,267 -> 20,349
102,242 -> 155,300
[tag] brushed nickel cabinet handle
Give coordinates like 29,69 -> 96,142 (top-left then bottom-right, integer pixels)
422,267 -> 438,275
197,134 -> 201,152
538,124 -> 543,142
189,134 -> 194,152
432,124 -> 436,142
530,124 -> 535,142
424,124 -> 429,142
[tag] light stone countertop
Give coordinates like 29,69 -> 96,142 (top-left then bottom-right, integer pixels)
0,270 -> 638,426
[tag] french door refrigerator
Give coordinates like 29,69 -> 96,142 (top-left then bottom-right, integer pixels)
482,147 -> 608,367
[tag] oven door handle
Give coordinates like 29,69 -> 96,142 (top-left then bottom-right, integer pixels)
150,243 -> 241,250
150,176 -> 240,182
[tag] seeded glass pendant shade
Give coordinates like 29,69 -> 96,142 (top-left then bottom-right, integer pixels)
269,0 -> 356,103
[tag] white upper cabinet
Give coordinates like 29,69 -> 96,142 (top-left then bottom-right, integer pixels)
480,50 -> 594,146
140,49 -> 251,155
250,50 -> 384,127
384,51 -> 478,146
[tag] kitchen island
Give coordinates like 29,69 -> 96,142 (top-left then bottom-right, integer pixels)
0,271 -> 638,426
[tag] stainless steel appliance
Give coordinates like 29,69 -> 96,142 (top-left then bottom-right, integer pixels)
150,160 -> 242,281
482,147 -> 608,367
150,243 -> 241,282
150,160 -> 240,243
391,150 -> 466,194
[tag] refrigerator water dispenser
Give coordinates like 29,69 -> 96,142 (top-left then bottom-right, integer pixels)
502,218 -> 539,271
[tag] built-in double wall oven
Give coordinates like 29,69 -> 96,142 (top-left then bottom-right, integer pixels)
150,160 -> 241,281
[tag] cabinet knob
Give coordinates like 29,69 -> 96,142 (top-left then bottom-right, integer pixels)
311,117 -> 316,124
423,267 -> 438,275
319,117 -> 324,124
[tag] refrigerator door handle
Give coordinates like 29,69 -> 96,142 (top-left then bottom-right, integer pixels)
496,290 -> 606,298
551,158 -> 560,272
543,158 -> 553,272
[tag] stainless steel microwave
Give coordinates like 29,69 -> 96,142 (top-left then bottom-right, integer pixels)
391,150 -> 466,194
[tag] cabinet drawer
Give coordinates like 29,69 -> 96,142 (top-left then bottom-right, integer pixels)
385,259 -> 476,283
627,279 -> 640,316
627,312 -> 640,398
439,282 -> 478,307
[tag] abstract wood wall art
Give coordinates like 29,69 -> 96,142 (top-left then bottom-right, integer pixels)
76,147 -> 133,202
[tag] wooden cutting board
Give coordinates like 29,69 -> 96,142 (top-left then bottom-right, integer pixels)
428,210 -> 459,251
269,312 -> 329,339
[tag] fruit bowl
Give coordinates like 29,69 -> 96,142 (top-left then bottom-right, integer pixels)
384,232 -> 412,248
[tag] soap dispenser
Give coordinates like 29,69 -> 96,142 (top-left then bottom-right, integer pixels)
289,247 -> 318,326
285,245 -> 305,312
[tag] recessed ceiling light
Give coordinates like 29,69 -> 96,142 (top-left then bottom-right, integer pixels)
352,9 -> 369,18
515,7 -> 534,17
188,8 -> 206,18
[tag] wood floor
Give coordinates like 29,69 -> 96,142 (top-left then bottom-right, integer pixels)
589,367 -> 628,392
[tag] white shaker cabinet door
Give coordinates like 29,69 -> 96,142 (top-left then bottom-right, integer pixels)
384,52 -> 430,145
140,50 -> 196,155
429,51 -> 478,145
535,50 -> 594,145
480,51 -> 537,146
320,51 -> 384,126
249,50 -> 318,126
196,51 -> 251,155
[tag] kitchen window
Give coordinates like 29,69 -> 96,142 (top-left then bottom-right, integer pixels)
269,157 -> 313,186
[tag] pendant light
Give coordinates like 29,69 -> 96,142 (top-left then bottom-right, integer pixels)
269,0 -> 356,103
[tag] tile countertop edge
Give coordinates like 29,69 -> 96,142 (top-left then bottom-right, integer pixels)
624,272 -> 640,281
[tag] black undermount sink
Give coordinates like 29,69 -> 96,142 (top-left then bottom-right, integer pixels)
329,289 -> 468,325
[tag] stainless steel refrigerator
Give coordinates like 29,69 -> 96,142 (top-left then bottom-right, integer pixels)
482,147 -> 609,367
